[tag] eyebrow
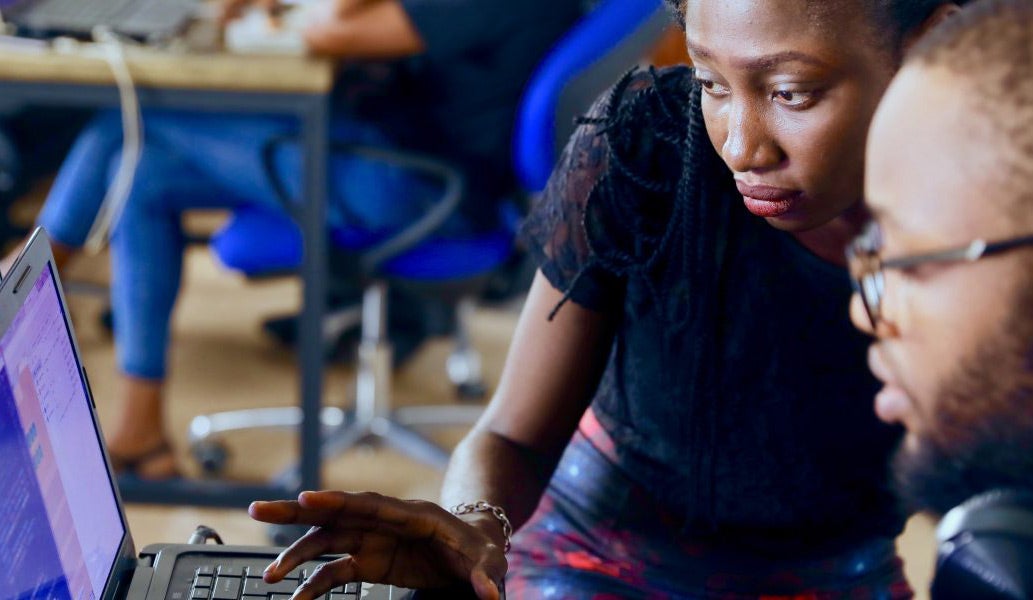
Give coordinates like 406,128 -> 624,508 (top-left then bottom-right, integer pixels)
686,42 -> 829,71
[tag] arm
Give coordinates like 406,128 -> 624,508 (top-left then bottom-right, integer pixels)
218,0 -> 426,60
441,271 -> 619,540
249,274 -> 617,599
302,0 -> 426,59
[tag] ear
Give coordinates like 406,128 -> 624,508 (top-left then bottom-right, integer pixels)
901,4 -> 961,54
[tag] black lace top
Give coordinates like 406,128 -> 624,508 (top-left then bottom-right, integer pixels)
523,67 -> 905,557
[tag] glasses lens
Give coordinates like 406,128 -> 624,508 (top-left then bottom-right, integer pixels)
861,271 -> 883,325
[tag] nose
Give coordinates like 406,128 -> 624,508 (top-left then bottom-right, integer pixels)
849,293 -> 874,335
850,292 -> 899,338
721,99 -> 783,173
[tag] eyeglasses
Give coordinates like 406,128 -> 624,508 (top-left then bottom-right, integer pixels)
846,222 -> 1033,329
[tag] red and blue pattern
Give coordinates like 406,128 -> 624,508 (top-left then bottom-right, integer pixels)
505,410 -> 913,600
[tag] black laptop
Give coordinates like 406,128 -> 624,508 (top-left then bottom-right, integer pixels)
0,229 -> 481,600
1,0 -> 197,41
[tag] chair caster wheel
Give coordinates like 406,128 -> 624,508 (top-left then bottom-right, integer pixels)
456,381 -> 487,401
191,439 -> 230,477
267,523 -> 310,546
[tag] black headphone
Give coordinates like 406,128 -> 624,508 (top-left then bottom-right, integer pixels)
932,489 -> 1033,599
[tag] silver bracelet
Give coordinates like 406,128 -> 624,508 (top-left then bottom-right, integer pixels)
450,500 -> 513,553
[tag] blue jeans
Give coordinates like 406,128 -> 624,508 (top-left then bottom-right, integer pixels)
39,109 -> 446,379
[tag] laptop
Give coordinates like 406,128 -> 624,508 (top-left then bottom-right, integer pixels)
1,0 -> 197,41
0,229 -> 481,600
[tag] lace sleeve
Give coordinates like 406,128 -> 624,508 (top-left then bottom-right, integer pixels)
521,91 -> 623,312
521,67 -> 692,314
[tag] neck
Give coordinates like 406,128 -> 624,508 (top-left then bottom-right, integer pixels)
792,202 -> 870,267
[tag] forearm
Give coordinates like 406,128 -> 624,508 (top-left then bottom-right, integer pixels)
440,427 -> 560,543
303,0 -> 424,60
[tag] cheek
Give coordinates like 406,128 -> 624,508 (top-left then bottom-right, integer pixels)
891,275 -> 996,398
777,101 -> 869,191
700,97 -> 726,157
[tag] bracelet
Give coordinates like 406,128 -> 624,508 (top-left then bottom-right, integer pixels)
450,500 -> 513,553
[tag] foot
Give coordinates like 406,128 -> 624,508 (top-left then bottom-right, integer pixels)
108,439 -> 181,480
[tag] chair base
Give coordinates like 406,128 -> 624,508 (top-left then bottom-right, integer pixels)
187,281 -> 487,483
188,403 -> 483,485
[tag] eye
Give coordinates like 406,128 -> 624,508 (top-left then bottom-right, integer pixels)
695,76 -> 729,97
771,88 -> 818,108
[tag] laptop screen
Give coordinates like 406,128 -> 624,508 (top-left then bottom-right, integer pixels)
0,264 -> 124,600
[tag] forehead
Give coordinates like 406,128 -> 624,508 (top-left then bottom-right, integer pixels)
684,0 -> 868,52
866,66 -> 1008,241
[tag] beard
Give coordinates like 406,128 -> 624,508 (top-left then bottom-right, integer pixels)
892,281 -> 1033,517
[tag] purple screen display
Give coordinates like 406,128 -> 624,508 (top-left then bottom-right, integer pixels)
0,265 -> 124,600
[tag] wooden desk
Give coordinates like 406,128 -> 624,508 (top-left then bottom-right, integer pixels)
0,43 -> 333,93
0,39 -> 335,508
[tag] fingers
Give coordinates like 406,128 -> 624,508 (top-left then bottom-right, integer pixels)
298,491 -> 447,537
264,528 -> 366,581
470,567 -> 501,600
217,0 -> 281,26
249,500 -> 335,526
290,556 -> 360,600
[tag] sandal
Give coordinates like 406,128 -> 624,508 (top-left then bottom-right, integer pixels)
108,440 -> 182,481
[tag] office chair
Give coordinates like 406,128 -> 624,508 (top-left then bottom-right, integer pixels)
187,0 -> 670,481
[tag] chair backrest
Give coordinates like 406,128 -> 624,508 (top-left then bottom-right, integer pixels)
513,0 -> 670,193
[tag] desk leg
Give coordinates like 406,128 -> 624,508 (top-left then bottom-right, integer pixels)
297,96 -> 329,492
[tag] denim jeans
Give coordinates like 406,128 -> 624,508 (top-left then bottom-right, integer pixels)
39,109 -> 445,379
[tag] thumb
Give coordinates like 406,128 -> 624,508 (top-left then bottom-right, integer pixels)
470,565 -> 503,600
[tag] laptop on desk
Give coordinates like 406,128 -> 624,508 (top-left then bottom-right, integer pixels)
0,229 -> 481,600
1,0 -> 197,41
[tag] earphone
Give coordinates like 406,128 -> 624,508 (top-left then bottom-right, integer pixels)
932,489 -> 1033,599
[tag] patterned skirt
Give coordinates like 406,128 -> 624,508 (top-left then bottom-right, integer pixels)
505,409 -> 913,600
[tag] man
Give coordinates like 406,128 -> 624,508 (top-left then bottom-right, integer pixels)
850,0 -> 1033,595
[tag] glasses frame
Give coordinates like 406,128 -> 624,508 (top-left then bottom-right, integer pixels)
848,228 -> 1033,329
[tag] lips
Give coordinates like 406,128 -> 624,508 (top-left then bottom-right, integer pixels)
735,181 -> 805,218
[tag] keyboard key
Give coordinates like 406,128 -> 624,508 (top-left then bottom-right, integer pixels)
359,583 -> 393,600
196,566 -> 216,577
269,595 -> 293,600
211,577 -> 241,600
344,583 -> 358,593
330,595 -> 352,600
218,565 -> 245,578
194,575 -> 213,588
190,588 -> 209,600
242,578 -> 298,595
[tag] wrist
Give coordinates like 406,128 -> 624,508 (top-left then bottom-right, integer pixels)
450,501 -> 513,553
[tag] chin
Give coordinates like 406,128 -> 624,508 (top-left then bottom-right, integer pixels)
893,422 -> 1033,517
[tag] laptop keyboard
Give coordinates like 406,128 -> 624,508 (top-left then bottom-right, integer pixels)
166,557 -> 380,600
22,0 -> 138,28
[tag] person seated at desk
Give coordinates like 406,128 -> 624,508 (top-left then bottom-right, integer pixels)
0,0 -> 583,480
243,1 -> 975,598
849,0 -> 1033,594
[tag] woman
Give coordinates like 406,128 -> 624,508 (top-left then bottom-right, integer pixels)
249,0 -> 965,597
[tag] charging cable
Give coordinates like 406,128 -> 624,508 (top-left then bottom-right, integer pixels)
187,524 -> 225,545
83,25 -> 144,254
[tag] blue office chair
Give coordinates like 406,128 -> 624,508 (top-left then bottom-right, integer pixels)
188,0 -> 669,477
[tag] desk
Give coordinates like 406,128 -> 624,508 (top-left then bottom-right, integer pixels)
0,41 -> 335,507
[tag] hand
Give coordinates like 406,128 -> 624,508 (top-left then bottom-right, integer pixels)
218,0 -> 283,26
249,491 -> 508,600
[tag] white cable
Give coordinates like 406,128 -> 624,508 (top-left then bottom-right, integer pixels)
83,26 -> 144,254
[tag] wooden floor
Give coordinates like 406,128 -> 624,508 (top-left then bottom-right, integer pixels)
58,227 -> 937,598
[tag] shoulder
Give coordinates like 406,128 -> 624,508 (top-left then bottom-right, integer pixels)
559,66 -> 698,205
